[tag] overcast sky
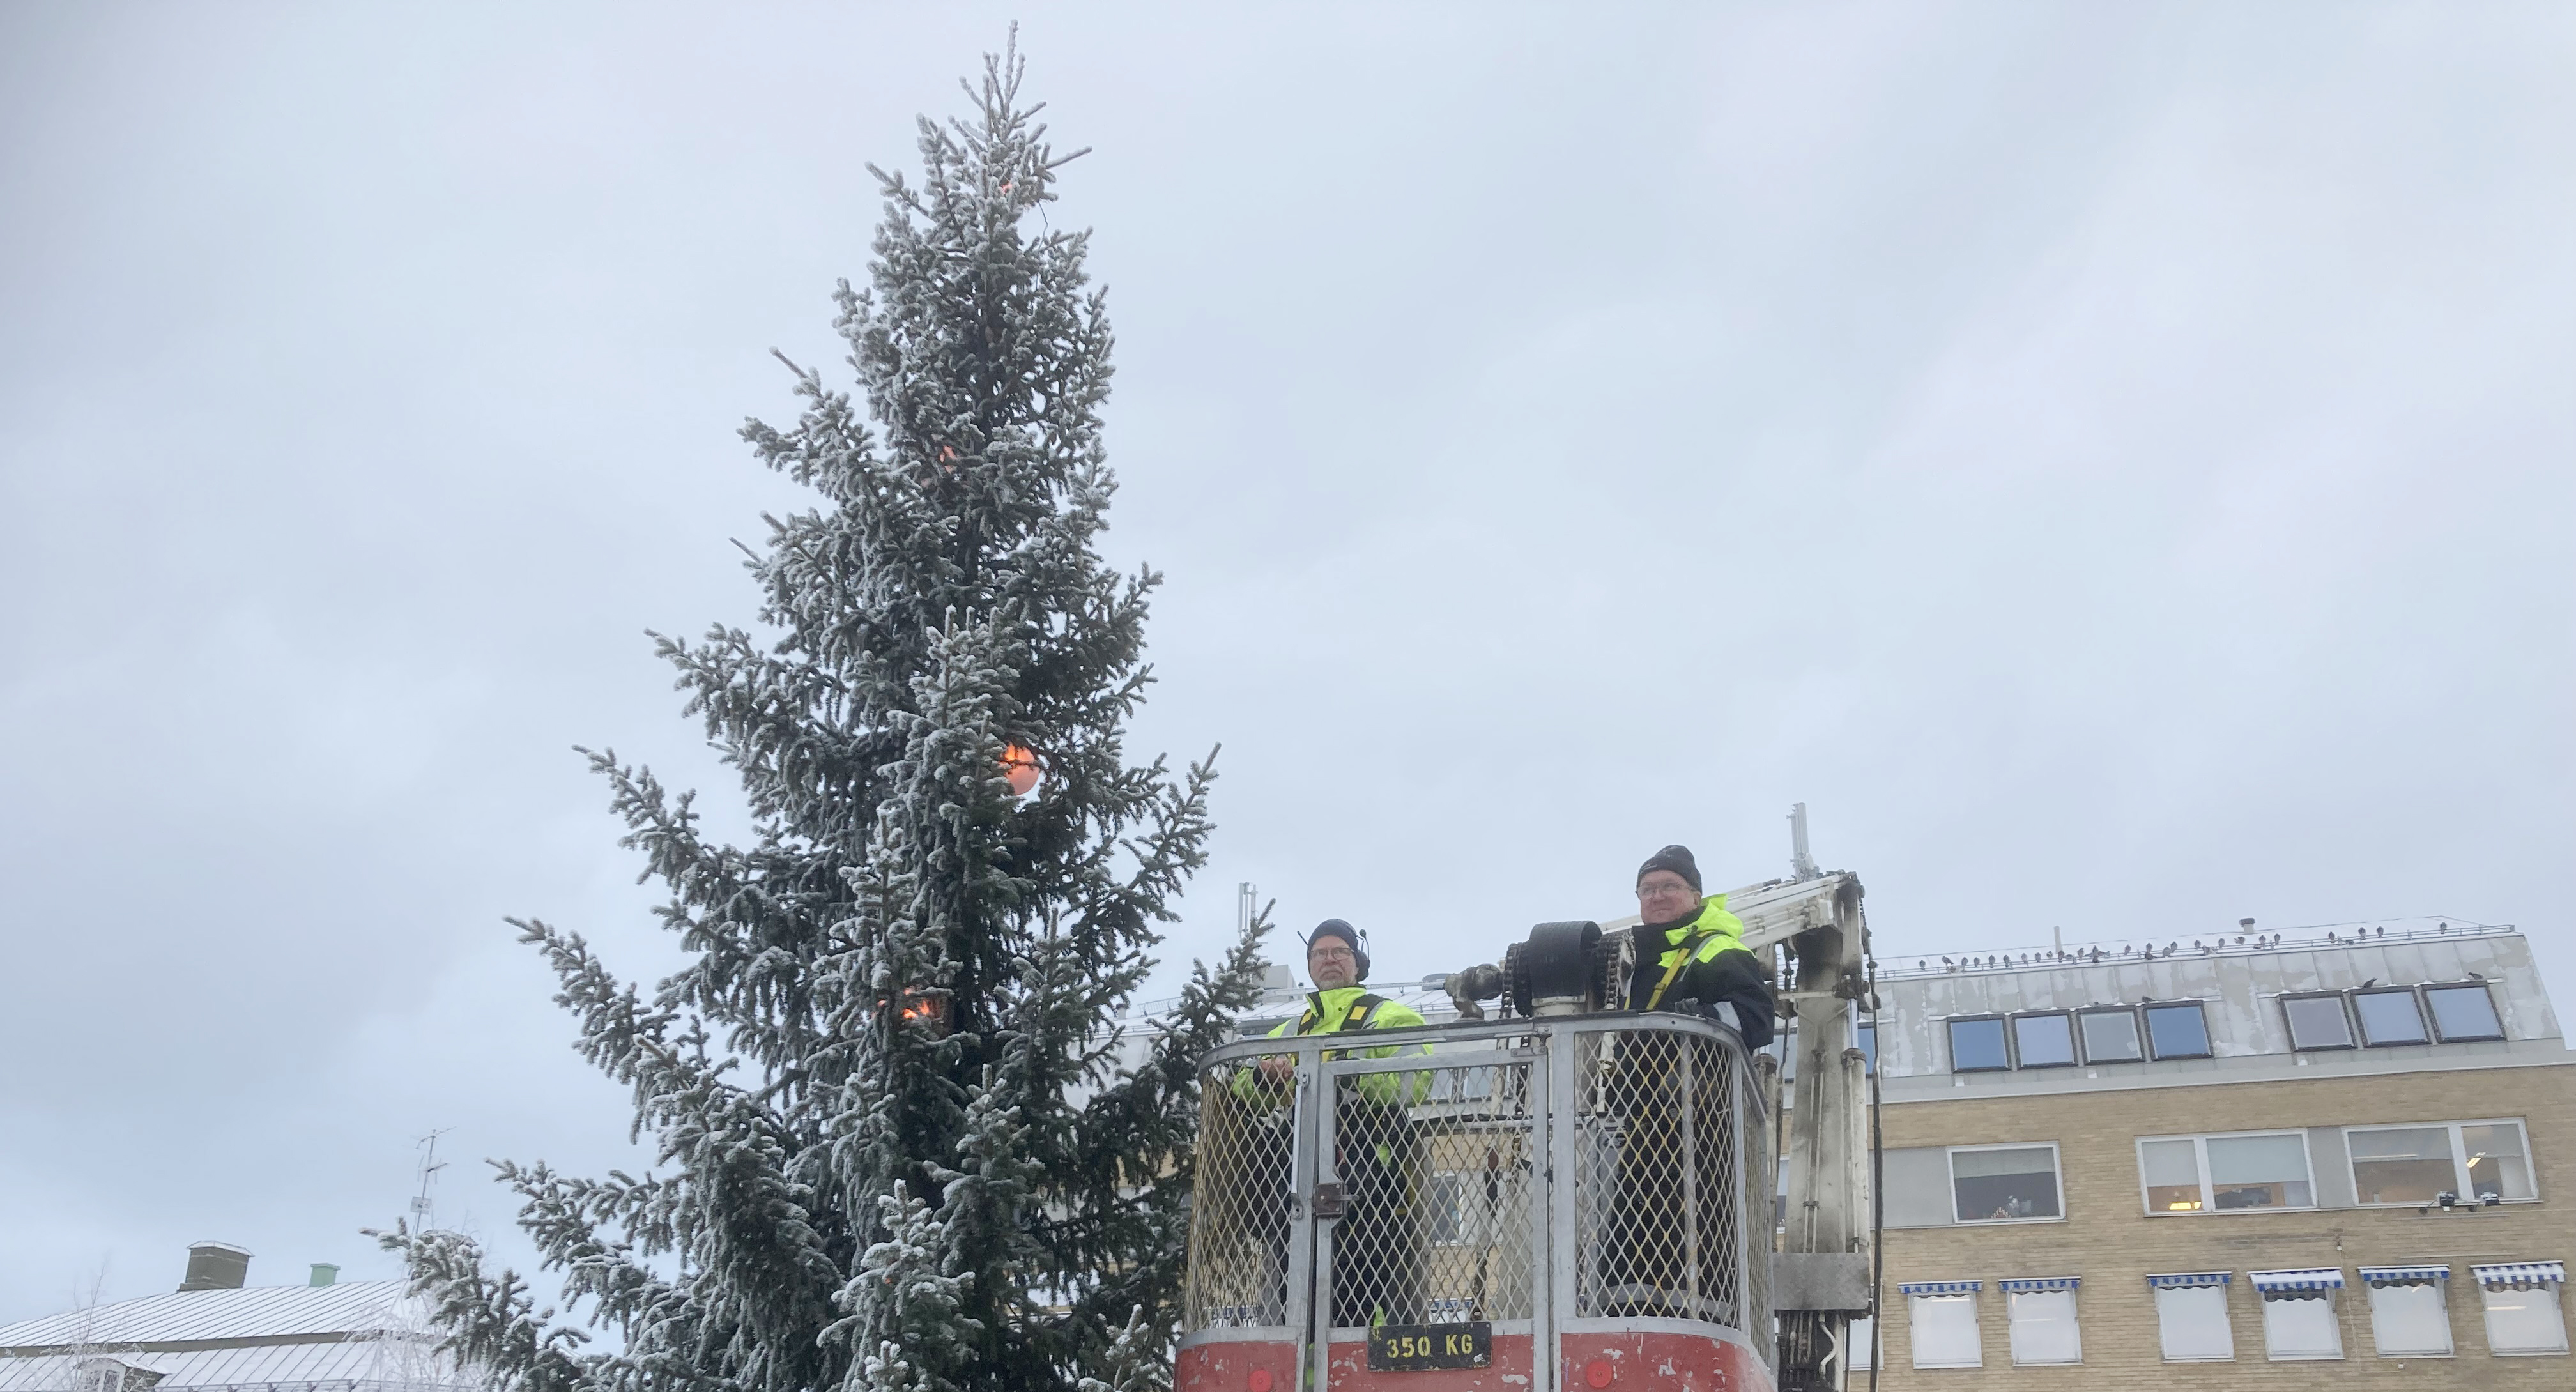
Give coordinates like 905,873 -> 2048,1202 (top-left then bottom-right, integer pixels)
3,2 -> 2570,1324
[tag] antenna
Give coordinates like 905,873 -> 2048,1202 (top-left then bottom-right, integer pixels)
410,1129 -> 450,1230
1237,882 -> 1256,937
1788,804 -> 1820,881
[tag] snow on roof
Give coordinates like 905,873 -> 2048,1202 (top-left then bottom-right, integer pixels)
0,1282 -> 414,1352
0,1283 -> 468,1392
0,1338 -> 445,1392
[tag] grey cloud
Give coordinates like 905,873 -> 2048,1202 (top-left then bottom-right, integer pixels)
3,1 -> 2568,1322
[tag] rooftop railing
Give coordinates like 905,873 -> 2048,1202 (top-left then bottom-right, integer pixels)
1874,915 -> 2518,981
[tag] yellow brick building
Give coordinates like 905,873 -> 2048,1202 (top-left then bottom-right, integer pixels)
1830,921 -> 2572,1386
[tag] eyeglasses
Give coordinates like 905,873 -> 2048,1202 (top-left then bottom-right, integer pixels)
1308,946 -> 1356,961
1637,880 -> 1697,898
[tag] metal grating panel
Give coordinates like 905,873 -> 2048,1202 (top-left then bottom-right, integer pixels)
1184,1013 -> 1771,1379
1324,1055 -> 1538,1327
1186,1054 -> 1300,1329
1573,1028 -> 1743,1326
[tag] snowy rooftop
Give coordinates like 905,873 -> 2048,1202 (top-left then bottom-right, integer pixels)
0,1283 -> 467,1392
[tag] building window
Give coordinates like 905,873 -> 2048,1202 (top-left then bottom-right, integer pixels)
2012,1013 -> 2076,1067
2078,1007 -> 2142,1062
74,1364 -> 159,1392
2001,1278 -> 2082,1365
1899,1283 -> 1982,1368
2354,989 -> 2428,1046
2141,1138 -> 2202,1211
2465,1121 -> 2538,1201
1427,1067 -> 1494,1103
2251,1269 -> 2345,1360
2425,984 -> 2504,1041
2472,1263 -> 2568,1355
2145,1002 -> 2211,1059
1948,1016 -> 2009,1071
2138,1131 -> 2315,1214
1951,1143 -> 2062,1222
2347,1119 -> 2535,1204
1855,1021 -> 1876,1076
2360,1267 -> 2452,1356
2210,1133 -> 2313,1209
2149,1273 -> 2234,1361
2283,994 -> 2354,1050
1846,1315 -> 1875,1370
1426,1172 -> 1468,1245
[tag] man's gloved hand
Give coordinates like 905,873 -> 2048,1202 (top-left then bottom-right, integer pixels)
1662,995 -> 1775,1050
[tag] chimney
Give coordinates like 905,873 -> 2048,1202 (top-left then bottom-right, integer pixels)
307,1264 -> 340,1288
178,1242 -> 252,1292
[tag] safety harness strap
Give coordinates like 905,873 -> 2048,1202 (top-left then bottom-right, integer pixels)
1646,934 -> 1717,1011
1294,991 -> 1388,1036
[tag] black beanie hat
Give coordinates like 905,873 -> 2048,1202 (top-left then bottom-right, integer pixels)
1636,845 -> 1703,893
1309,918 -> 1361,951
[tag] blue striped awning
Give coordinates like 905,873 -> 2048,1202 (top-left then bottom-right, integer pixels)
2358,1265 -> 2450,1286
1997,1276 -> 2081,1293
2145,1272 -> 2231,1289
2249,1268 -> 2345,1292
2472,1262 -> 2566,1289
1897,1281 -> 1982,1296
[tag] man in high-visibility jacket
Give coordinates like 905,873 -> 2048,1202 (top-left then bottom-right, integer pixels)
1238,919 -> 1431,1329
1625,843 -> 1772,1046
1607,845 -> 1775,1317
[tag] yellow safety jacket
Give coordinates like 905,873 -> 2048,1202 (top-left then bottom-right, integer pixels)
1236,986 -> 1432,1106
1635,895 -> 1750,1011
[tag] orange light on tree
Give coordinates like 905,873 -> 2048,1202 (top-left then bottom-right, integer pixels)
890,990 -> 949,1034
1002,743 -> 1041,797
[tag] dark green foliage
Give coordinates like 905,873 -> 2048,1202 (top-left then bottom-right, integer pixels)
376,42 -> 1267,1392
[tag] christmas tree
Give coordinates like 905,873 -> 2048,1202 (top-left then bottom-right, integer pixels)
381,41 -> 1269,1392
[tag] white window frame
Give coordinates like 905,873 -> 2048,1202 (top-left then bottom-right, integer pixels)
1905,1289 -> 1983,1369
2343,1118 -> 2538,1207
2003,1283 -> 2083,1365
2151,1279 -> 2235,1361
2361,1271 -> 2453,1358
2258,1287 -> 2345,1361
2476,1271 -> 2570,1356
1425,1170 -> 1469,1246
1948,1142 -> 2066,1225
2136,1129 -> 2318,1216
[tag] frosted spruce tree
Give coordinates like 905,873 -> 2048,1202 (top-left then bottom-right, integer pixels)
379,45 -> 1269,1392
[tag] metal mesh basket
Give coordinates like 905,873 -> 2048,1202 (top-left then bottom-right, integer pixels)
1186,1053 -> 1299,1329
1572,1027 -> 1744,1326
1325,1053 -> 1539,1329
1184,1015 -> 1765,1357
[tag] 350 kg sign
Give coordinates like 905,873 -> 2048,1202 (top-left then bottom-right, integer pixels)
1366,1322 -> 1492,1372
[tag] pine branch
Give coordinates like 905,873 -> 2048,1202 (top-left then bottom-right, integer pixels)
369,1225 -> 599,1392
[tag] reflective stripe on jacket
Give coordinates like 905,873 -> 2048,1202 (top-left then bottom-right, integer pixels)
1235,986 -> 1431,1106
1638,895 -> 1749,1011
